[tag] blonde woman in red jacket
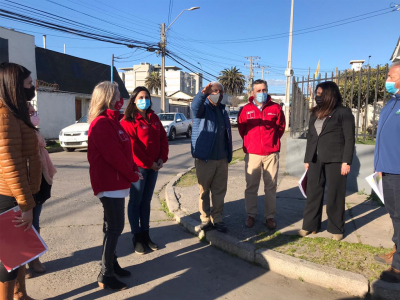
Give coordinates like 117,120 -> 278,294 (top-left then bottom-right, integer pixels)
121,86 -> 169,255
87,81 -> 142,291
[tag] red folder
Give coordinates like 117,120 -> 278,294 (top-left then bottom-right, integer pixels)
0,206 -> 48,272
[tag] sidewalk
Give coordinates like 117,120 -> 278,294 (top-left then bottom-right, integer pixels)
176,133 -> 393,249
171,133 -> 398,294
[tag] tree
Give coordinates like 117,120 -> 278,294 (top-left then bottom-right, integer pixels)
145,72 -> 161,95
337,66 -> 388,109
218,67 -> 246,95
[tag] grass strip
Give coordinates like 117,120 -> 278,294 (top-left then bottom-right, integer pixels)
255,231 -> 391,282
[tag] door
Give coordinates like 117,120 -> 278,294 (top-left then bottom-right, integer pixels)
175,113 -> 184,134
75,99 -> 82,121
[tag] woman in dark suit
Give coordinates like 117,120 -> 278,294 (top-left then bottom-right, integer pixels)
299,81 -> 355,241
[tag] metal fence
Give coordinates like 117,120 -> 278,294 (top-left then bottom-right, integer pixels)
290,64 -> 391,141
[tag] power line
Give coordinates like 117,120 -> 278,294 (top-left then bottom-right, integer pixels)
169,4 -> 399,44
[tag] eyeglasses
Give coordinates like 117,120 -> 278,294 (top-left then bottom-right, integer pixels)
29,112 -> 38,117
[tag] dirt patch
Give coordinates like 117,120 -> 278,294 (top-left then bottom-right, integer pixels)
255,232 -> 391,282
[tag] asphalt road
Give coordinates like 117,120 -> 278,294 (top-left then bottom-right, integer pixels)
26,128 -> 350,299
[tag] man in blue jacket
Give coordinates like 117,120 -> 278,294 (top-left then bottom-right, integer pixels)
191,82 -> 232,233
374,61 -> 400,283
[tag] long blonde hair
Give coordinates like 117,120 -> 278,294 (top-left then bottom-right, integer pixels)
88,81 -> 119,123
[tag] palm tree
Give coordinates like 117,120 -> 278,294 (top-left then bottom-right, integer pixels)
145,72 -> 162,95
218,67 -> 246,95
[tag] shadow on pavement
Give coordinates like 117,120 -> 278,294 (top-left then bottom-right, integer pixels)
45,223 -> 269,300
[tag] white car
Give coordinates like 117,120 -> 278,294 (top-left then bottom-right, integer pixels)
158,113 -> 192,141
229,111 -> 239,126
59,115 -> 89,152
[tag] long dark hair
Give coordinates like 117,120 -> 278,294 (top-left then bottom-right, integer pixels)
124,86 -> 152,121
0,62 -> 37,130
310,81 -> 342,119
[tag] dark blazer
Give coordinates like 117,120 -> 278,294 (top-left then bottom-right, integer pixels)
304,105 -> 355,164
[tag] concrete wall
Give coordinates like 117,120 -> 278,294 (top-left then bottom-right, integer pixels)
37,91 -> 76,139
286,137 -> 375,194
0,27 -> 37,81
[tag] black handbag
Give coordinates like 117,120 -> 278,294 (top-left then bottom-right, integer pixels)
33,174 -> 52,205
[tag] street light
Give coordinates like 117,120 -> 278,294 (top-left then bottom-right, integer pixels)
160,6 -> 200,112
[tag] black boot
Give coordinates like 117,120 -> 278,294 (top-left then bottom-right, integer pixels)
97,272 -> 127,291
114,256 -> 131,277
133,232 -> 145,255
143,230 -> 158,251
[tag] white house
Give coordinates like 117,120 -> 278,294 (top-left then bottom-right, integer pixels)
0,27 -> 37,82
119,62 -> 202,96
349,60 -> 365,71
391,35 -> 400,62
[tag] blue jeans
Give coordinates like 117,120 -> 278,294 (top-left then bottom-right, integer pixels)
128,168 -> 158,235
382,173 -> 400,270
33,203 -> 43,231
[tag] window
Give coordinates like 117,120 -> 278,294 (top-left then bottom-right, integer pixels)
0,38 -> 9,63
180,114 -> 187,121
158,114 -> 174,121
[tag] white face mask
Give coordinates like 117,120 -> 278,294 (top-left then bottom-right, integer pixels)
208,93 -> 222,104
30,115 -> 40,127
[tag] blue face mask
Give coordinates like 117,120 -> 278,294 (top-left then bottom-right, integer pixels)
256,92 -> 269,103
136,99 -> 151,110
385,81 -> 399,94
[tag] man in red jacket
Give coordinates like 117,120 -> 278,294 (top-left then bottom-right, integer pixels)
238,79 -> 286,229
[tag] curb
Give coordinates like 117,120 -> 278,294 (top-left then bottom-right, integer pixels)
163,152 -> 398,298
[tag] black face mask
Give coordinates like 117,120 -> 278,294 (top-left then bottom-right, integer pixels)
24,86 -> 36,101
315,96 -> 323,106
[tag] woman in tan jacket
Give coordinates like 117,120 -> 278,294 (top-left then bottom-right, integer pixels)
0,63 -> 42,300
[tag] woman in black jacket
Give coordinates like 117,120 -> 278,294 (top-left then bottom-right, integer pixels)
299,81 -> 355,241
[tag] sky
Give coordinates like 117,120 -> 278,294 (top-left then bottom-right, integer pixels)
0,0 -> 399,94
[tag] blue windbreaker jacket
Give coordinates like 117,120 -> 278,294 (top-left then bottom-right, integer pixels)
190,91 -> 233,163
374,93 -> 400,174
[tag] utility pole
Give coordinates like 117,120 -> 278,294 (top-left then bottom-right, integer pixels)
245,56 -> 260,94
43,35 -> 46,49
284,0 -> 295,130
111,54 -> 114,82
160,23 -> 166,112
64,44 -> 66,54
257,66 -> 270,80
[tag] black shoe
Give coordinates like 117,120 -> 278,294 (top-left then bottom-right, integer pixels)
97,272 -> 127,291
114,259 -> 131,277
133,233 -> 145,255
143,231 -> 158,251
214,222 -> 227,233
200,221 -> 213,231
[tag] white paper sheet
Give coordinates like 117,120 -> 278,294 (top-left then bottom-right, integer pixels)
365,172 -> 384,204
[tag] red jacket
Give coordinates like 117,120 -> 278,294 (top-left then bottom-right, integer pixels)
88,109 -> 139,196
120,110 -> 169,169
238,96 -> 286,155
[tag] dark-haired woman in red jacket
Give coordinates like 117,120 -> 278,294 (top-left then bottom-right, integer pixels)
121,86 -> 169,255
88,81 -> 142,291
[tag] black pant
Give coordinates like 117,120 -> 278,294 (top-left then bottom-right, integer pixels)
382,173 -> 400,270
100,197 -> 125,277
302,156 -> 347,234
0,195 -> 19,282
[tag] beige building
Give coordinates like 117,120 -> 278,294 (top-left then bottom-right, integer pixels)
119,62 -> 202,96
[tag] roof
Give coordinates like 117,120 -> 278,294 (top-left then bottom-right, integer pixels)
349,60 -> 365,64
390,35 -> 400,61
168,91 -> 194,100
35,47 -> 129,98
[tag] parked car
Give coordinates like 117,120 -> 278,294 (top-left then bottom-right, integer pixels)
229,110 -> 239,126
158,113 -> 192,141
59,114 -> 89,152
